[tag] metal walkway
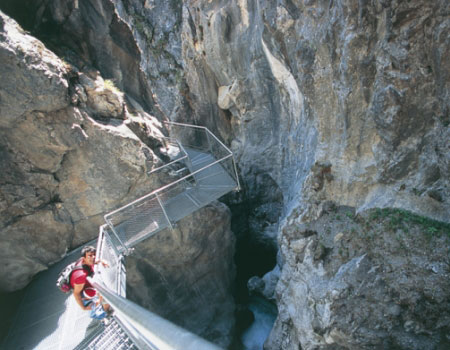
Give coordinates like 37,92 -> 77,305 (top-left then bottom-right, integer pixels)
1,122 -> 239,350
105,123 -> 240,254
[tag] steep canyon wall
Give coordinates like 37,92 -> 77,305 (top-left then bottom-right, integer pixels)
0,2 -> 236,346
1,0 -> 449,349
181,0 -> 450,348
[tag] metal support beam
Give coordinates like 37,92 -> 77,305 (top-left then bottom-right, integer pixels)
90,281 -> 224,350
156,193 -> 173,230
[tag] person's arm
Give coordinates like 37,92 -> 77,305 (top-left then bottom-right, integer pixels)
95,259 -> 109,268
73,283 -> 91,311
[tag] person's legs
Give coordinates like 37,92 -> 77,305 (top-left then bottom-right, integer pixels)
83,290 -> 113,318
82,299 -> 93,308
89,297 -> 107,319
96,293 -> 113,316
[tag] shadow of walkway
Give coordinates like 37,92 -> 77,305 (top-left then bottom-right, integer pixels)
1,245 -> 103,350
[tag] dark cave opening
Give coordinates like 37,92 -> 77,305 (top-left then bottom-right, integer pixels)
233,217 -> 277,305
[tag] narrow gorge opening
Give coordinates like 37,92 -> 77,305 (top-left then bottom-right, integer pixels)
230,201 -> 278,350
227,172 -> 283,349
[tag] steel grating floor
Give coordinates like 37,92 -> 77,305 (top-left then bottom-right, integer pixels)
115,148 -> 238,248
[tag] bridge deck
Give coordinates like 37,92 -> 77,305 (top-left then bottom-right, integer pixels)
111,147 -> 237,249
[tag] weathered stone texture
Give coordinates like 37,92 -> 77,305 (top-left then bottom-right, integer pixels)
0,11 -> 167,291
0,4 -> 237,345
0,11 -> 68,126
181,0 -> 449,222
126,202 -> 236,348
266,206 -> 450,350
1,0 -> 449,348
178,0 -> 449,348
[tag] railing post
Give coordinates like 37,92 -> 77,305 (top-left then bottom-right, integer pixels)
155,193 -> 174,230
105,218 -> 129,254
231,157 -> 241,191
205,128 -> 213,155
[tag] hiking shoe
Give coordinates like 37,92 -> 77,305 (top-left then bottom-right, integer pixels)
106,307 -> 115,318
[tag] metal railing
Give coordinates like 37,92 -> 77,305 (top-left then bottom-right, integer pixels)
104,122 -> 240,253
165,122 -> 240,187
90,123 -> 237,350
89,278 -> 224,350
95,225 -> 127,296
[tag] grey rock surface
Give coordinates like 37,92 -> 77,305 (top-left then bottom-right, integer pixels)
180,3 -> 449,347
181,0 -> 449,223
0,12 -> 68,126
0,11 -> 168,291
1,0 -> 449,348
266,206 -> 450,350
0,5 -> 237,345
126,202 -> 236,348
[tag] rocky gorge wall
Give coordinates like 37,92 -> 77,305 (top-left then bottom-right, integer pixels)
0,4 -> 236,347
1,0 -> 449,349
179,1 -> 450,347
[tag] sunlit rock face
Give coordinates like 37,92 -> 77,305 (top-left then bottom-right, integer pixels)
0,5 -> 237,345
181,0 -> 449,222
0,11 -> 169,291
266,205 -> 450,350
178,0 -> 449,349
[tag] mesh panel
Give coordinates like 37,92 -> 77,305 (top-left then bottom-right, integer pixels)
106,194 -> 170,249
96,227 -> 126,295
104,123 -> 239,253
168,124 -> 210,151
74,319 -> 138,350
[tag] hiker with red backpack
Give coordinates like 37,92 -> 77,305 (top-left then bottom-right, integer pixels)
57,245 -> 113,320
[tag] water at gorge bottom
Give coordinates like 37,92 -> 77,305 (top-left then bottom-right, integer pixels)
241,296 -> 277,350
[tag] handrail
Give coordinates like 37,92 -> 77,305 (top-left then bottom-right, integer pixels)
95,226 -> 127,295
164,121 -> 234,156
89,280 -> 224,350
164,121 -> 239,189
105,217 -> 129,253
92,123 -> 240,349
204,128 -> 233,156
231,157 -> 241,191
148,139 -> 188,175
104,153 -> 234,221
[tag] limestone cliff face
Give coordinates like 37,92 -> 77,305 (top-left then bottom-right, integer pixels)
265,205 -> 450,350
181,0 -> 449,222
1,0 -> 449,349
0,10 -> 169,291
0,6 -> 236,346
177,0 -> 450,348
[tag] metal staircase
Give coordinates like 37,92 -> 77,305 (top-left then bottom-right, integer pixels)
1,122 -> 239,350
